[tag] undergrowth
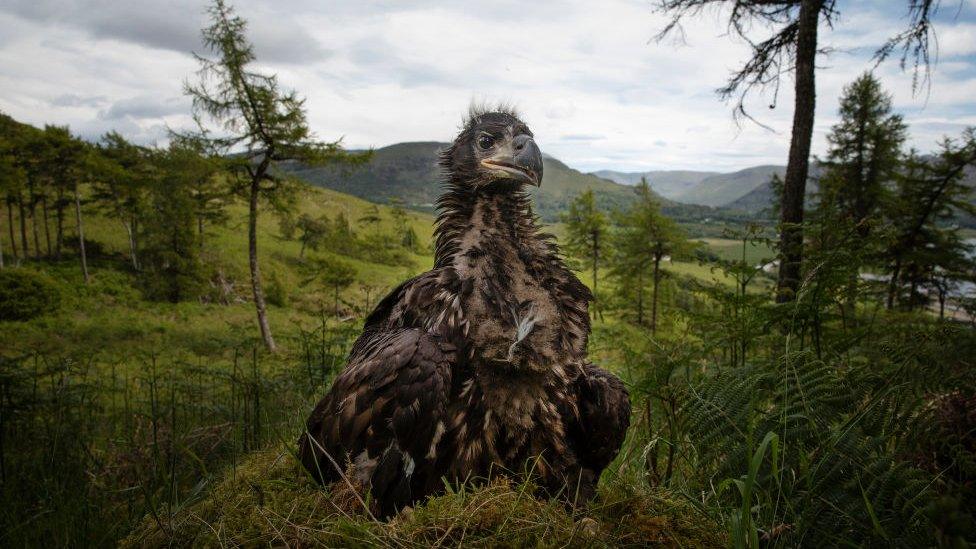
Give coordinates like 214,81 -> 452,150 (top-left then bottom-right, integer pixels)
121,448 -> 726,548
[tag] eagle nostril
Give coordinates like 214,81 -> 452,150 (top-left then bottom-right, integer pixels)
513,135 -> 531,152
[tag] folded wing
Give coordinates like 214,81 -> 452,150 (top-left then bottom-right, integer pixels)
298,328 -> 455,517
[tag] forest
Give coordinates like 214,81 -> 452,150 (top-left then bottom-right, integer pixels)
1,0 -> 975,547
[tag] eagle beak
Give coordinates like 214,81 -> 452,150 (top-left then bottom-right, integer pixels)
480,135 -> 543,186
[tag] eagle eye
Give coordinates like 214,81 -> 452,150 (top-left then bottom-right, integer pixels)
477,135 -> 494,150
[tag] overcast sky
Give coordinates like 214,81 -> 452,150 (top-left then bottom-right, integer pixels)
1,0 -> 974,173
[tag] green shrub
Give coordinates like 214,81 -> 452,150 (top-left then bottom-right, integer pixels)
0,269 -> 62,321
265,270 -> 288,307
65,236 -> 109,258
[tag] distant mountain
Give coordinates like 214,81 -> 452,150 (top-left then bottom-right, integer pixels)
282,142 -> 689,222
282,141 -> 444,208
673,165 -> 786,208
724,163 -> 826,214
590,170 -> 719,200
724,183 -> 777,215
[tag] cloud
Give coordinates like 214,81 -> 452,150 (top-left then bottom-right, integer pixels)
0,0 -> 973,172
560,134 -> 604,141
937,23 -> 976,57
0,0 -> 329,63
99,96 -> 188,121
50,94 -> 108,108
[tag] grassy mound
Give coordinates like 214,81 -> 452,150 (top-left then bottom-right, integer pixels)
122,448 -> 725,548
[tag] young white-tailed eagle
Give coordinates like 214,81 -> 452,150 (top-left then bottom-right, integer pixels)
298,108 -> 630,518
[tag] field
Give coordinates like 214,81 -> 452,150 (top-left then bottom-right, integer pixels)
0,183 -> 746,546
3,170 -> 974,548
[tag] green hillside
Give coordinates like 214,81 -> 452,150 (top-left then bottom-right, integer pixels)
282,142 -> 729,225
591,169 -> 719,199
674,165 -> 785,207
3,114 -> 973,548
0,184 -> 437,358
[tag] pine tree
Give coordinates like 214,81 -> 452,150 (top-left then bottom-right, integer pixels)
320,258 -> 356,319
295,213 -> 329,258
139,145 -> 207,302
816,73 -> 906,322
72,145 -> 108,284
17,128 -> 48,259
389,197 -> 419,250
611,180 -> 689,332
820,73 -> 906,239
39,126 -> 86,260
561,188 -> 608,319
169,135 -> 228,253
655,0 -> 947,303
883,129 -> 976,310
94,132 -> 150,270
0,137 -> 26,265
183,0 -> 367,351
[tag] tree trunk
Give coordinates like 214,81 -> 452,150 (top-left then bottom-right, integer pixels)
938,284 -> 946,319
74,186 -> 89,284
132,218 -> 139,269
41,196 -> 52,257
55,188 -> 65,259
248,174 -> 276,352
30,203 -> 40,260
0,223 -> 4,269
775,0 -> 822,303
637,265 -> 645,325
123,221 -> 139,270
334,285 -> 340,319
591,231 -> 599,320
886,260 -> 901,310
6,201 -> 17,260
843,273 -> 858,329
651,255 -> 662,334
17,196 -> 28,259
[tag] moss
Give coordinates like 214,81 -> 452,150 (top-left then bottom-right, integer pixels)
122,448 -> 725,548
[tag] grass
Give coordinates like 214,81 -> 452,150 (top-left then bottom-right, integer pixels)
0,183 -> 776,547
121,447 -> 726,548
0,184 -> 755,360
695,238 -> 774,265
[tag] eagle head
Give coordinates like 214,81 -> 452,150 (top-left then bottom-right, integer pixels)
439,107 -> 543,188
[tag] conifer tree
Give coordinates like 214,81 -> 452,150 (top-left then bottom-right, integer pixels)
94,132 -> 150,270
320,258 -> 356,319
169,135 -> 228,253
883,130 -> 976,310
816,73 -> 906,321
295,213 -> 329,258
654,0 -> 948,302
184,0 -> 367,351
561,188 -> 608,319
0,137 -> 25,264
611,180 -> 688,332
389,198 -> 419,250
72,146 -> 108,284
820,73 -> 906,239
40,126 -> 85,260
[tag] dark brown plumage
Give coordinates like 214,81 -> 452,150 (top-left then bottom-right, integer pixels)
298,108 -> 630,518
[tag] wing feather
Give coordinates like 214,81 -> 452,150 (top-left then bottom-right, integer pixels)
571,363 -> 631,475
298,327 -> 454,517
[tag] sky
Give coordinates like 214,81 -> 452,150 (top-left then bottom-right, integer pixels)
0,0 -> 974,173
